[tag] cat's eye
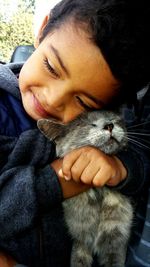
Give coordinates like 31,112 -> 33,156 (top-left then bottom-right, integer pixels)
91,123 -> 97,127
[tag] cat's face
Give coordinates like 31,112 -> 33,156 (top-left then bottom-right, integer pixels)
80,111 -> 127,154
37,110 -> 127,156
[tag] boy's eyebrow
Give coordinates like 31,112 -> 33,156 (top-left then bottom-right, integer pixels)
50,45 -> 69,76
50,45 -> 105,107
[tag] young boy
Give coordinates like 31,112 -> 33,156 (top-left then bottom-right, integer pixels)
0,0 -> 150,266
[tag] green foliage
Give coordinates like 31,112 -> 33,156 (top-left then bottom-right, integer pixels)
0,0 -> 35,62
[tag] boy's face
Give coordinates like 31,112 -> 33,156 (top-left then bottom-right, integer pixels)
19,22 -> 120,123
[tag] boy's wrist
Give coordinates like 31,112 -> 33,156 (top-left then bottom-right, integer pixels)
114,155 -> 127,182
51,157 -> 90,198
59,176 -> 90,199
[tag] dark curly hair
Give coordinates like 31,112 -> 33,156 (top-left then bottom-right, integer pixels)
40,0 -> 150,102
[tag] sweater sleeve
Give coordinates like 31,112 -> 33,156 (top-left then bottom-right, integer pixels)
113,88 -> 150,196
0,129 -> 63,240
114,146 -> 147,196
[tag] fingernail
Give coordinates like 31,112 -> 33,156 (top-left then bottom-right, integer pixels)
58,169 -> 71,181
58,169 -> 63,177
64,176 -> 71,181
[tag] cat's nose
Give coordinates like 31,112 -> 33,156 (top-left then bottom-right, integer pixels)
103,123 -> 114,132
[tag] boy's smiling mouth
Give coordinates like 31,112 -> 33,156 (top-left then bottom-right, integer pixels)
32,94 -> 51,118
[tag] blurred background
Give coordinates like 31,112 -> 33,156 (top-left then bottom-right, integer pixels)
0,0 -> 61,63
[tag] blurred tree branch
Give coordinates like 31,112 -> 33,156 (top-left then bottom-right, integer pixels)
0,0 -> 35,62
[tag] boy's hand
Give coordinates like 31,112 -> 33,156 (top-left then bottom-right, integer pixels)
51,158 -> 90,199
58,146 -> 127,187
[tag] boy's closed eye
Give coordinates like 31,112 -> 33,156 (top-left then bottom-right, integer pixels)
75,96 -> 96,111
43,58 -> 59,78
43,58 -> 99,111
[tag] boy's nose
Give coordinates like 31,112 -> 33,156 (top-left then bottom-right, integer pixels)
62,102 -> 82,123
43,86 -> 65,109
43,84 -> 83,123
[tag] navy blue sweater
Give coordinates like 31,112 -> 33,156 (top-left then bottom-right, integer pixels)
123,87 -> 150,267
0,63 -> 150,267
0,63 -> 72,267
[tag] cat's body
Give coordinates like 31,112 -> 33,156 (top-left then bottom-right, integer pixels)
38,110 -> 133,267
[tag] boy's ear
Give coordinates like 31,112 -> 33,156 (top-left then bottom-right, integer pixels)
37,119 -> 65,140
34,15 -> 49,48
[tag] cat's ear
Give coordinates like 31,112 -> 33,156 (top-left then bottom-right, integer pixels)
37,119 -> 65,140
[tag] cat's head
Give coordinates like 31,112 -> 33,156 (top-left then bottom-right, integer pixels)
37,117 -> 67,141
37,110 -> 127,155
82,110 -> 127,154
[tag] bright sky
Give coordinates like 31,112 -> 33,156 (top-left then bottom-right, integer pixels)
0,0 -> 18,19
0,0 -> 61,34
34,0 -> 61,36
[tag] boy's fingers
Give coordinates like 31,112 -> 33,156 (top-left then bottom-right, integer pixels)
93,166 -> 121,187
62,147 -> 102,181
61,149 -> 83,180
58,168 -> 71,181
106,172 -> 121,186
62,150 -> 92,182
92,165 -> 114,187
69,157 -> 90,183
80,162 -> 100,184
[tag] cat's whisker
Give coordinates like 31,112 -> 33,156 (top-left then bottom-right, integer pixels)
127,120 -> 150,129
124,136 -> 150,151
132,136 -> 150,144
128,135 -> 150,145
127,127 -> 150,132
127,132 -> 150,137
127,139 -> 144,148
124,131 -> 150,144
118,128 -> 150,149
117,130 -> 150,137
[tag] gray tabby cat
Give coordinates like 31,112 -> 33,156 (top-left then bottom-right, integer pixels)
37,110 -> 133,267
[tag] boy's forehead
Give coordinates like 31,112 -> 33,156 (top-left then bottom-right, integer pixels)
44,24 -> 114,77
40,23 -> 120,103
45,22 -> 92,49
